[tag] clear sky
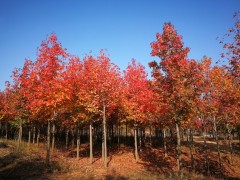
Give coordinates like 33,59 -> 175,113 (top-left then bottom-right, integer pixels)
0,0 -> 239,90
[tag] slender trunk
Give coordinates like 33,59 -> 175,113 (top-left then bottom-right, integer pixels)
51,122 -> 55,151
5,123 -> 8,140
118,121 -> 120,150
103,105 -> 107,167
176,123 -> 182,178
170,129 -> 173,139
163,128 -> 167,158
71,129 -> 75,147
111,123 -> 114,143
227,123 -> 233,165
149,126 -> 152,147
139,128 -> 142,152
187,129 -> 189,142
238,130 -> 240,145
32,126 -> 36,144
37,128 -> 40,146
102,121 -> 105,163
203,123 -> 210,175
213,116 -> 221,169
46,121 -> 51,165
181,130 -> 184,141
89,122 -> 93,164
155,128 -> 158,138
17,119 -> 23,152
77,120 -> 80,160
189,128 -> 194,172
134,127 -> 139,162
66,129 -> 69,148
125,120 -> 128,144
142,128 -> 145,147
28,126 -> 31,146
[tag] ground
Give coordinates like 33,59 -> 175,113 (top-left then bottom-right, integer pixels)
0,137 -> 240,180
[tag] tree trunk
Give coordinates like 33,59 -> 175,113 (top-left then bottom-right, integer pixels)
71,129 -> 75,147
17,119 -> 23,152
203,123 -> 210,175
102,119 -> 105,164
66,129 -> 69,148
139,128 -> 142,152
46,121 -> 51,165
89,122 -> 93,164
32,126 -> 36,144
37,128 -> 40,146
213,116 -> 221,169
134,127 -> 139,162
181,130 -> 184,141
77,120 -> 80,160
125,120 -> 128,144
227,123 -> 233,165
155,128 -> 159,138
0,121 -> 1,137
149,126 -> 152,147
189,128 -> 194,172
28,126 -> 31,146
51,122 -> 55,151
118,121 -> 120,150
5,123 -> 8,140
238,130 -> 240,145
186,129 -> 189,142
163,128 -> 167,158
103,105 -> 107,167
176,123 -> 182,178
111,123 -> 114,143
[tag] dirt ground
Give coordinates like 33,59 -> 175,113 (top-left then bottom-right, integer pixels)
0,137 -> 240,180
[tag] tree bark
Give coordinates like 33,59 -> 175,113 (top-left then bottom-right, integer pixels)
189,128 -> 194,172
203,123 -> 210,175
213,116 -> 221,169
51,122 -> 55,151
66,129 -> 69,148
125,120 -> 128,144
28,126 -> 31,146
37,128 -> 40,146
149,126 -> 152,147
103,105 -> 107,167
118,121 -> 120,150
139,128 -> 142,152
77,120 -> 80,160
33,126 -> 36,144
89,122 -> 93,164
227,122 -> 233,165
46,121 -> 51,165
163,128 -> 167,158
71,129 -> 75,147
0,121 -> 1,137
17,119 -> 22,152
5,123 -> 8,140
102,127 -> 104,163
134,127 -> 139,162
176,123 -> 182,178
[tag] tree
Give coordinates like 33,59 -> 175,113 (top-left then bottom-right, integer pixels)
81,51 -> 122,167
149,22 -> 200,177
123,59 -> 153,162
25,33 -> 70,165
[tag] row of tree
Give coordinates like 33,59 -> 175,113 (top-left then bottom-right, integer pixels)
0,13 -> 239,176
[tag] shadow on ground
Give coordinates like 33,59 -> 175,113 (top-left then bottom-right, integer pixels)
0,152 -> 60,179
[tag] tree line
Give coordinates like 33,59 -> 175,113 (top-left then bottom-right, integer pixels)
0,13 -> 239,177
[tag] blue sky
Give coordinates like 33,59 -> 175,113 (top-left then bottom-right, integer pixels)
0,0 -> 239,90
